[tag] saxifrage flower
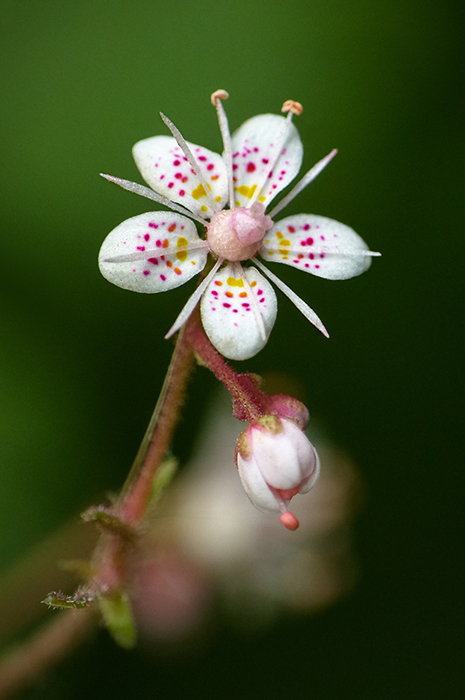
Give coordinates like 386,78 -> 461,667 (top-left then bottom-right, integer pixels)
99,90 -> 379,360
235,415 -> 320,531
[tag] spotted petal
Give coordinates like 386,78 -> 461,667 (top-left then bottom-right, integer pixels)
99,211 -> 208,293
230,114 -> 303,209
133,136 -> 228,219
260,213 -> 377,280
200,263 -> 277,361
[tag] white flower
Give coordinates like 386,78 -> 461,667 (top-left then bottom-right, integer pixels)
99,90 -> 379,360
235,415 -> 320,530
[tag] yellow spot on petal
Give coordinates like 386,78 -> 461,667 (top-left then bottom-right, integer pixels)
250,281 -> 257,287
163,239 -> 169,248
211,175 -> 219,181
226,277 -> 244,287
191,260 -> 196,264
215,280 -> 223,286
239,291 -> 247,298
167,260 -> 173,268
225,291 -> 233,298
192,183 -> 207,199
215,195 -> 221,202
259,196 -> 266,202
201,205 -> 208,212
176,236 -> 188,262
174,267 -> 182,275
235,184 -> 257,199
281,239 -> 291,246
268,251 -> 274,255
235,200 -> 241,206
276,232 -> 283,239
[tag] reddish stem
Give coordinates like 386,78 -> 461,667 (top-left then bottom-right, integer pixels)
184,307 -> 271,423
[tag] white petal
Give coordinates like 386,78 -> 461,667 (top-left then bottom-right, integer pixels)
261,214 -> 378,280
165,258 -> 223,339
133,136 -> 228,219
200,263 -> 277,361
298,442 -> 320,494
230,114 -> 303,209
253,419 -> 316,490
236,453 -> 280,513
99,212 -> 208,293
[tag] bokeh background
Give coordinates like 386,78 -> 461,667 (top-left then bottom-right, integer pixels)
1,0 -> 464,697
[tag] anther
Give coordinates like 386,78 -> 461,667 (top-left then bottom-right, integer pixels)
211,89 -> 229,106
279,511 -> 300,531
281,100 -> 303,116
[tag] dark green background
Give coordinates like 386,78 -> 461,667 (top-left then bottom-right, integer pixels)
1,0 -> 463,697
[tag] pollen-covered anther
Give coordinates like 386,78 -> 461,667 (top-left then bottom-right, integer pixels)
279,511 -> 300,531
281,100 -> 303,116
211,89 -> 229,106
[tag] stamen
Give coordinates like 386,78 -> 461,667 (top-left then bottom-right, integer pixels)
210,89 -> 229,105
102,241 -> 210,264
211,89 -> 235,210
262,244 -> 381,257
236,263 -> 267,342
165,257 -> 223,339
100,174 -> 208,225
279,511 -> 300,530
268,149 -> 338,219
159,112 -> 217,212
249,110 -> 294,207
253,259 -> 329,337
281,100 -> 303,116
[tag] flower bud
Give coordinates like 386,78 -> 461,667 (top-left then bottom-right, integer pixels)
235,416 -> 320,530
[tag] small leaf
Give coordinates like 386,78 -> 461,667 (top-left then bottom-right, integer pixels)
81,506 -> 135,539
150,456 -> 178,506
42,589 -> 93,610
99,591 -> 136,649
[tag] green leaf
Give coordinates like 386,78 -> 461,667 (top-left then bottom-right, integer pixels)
99,590 -> 136,649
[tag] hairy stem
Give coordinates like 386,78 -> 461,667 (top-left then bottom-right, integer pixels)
0,609 -> 98,699
184,307 -> 270,422
118,324 -> 194,525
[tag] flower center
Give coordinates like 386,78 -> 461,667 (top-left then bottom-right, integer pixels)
207,202 -> 273,261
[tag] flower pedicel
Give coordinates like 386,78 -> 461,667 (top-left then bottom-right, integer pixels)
99,90 -> 379,360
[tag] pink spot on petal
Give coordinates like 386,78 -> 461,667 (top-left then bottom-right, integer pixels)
223,303 -> 231,308
160,274 -> 166,281
303,224 -> 310,231
246,162 -> 256,172
136,246 -> 145,251
143,270 -> 150,276
144,234 -> 150,241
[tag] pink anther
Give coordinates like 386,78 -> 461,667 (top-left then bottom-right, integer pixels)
281,100 -> 303,115
211,89 -> 229,106
279,511 -> 300,531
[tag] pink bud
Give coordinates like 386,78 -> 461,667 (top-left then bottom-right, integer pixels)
235,417 -> 320,530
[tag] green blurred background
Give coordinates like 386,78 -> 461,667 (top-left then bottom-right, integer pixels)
1,0 -> 464,697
